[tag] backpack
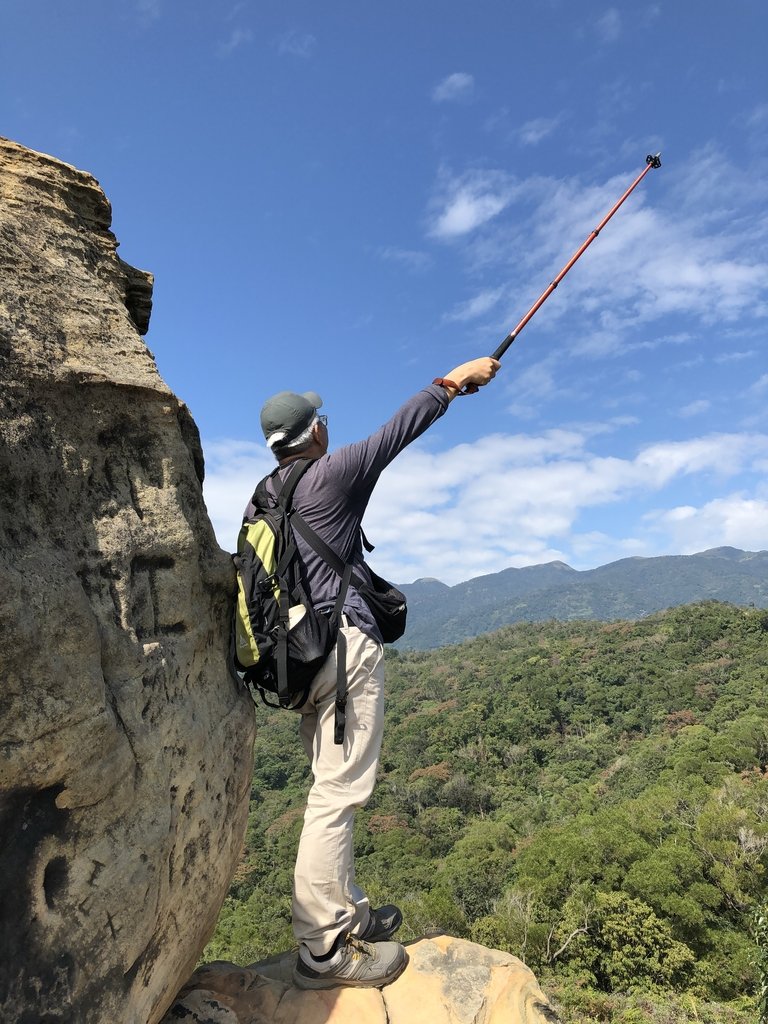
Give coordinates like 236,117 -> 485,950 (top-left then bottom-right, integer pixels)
233,459 -> 352,718
233,457 -> 407,743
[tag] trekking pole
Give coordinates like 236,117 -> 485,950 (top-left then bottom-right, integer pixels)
490,153 -> 662,363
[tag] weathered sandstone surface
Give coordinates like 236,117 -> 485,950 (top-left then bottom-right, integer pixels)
161,935 -> 560,1023
0,136 -> 256,1023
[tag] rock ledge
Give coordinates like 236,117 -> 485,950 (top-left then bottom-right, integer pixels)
162,935 -> 560,1023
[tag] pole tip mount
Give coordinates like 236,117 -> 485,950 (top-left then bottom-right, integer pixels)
646,152 -> 662,169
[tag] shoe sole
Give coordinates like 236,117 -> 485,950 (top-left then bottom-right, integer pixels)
292,950 -> 409,991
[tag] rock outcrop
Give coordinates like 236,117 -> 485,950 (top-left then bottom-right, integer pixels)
0,137 -> 256,1023
161,936 -> 560,1023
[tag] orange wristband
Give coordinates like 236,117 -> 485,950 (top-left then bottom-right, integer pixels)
432,377 -> 459,391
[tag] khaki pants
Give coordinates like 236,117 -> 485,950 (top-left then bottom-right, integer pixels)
292,623 -> 385,956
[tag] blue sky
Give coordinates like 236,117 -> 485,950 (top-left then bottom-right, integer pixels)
3,1 -> 767,584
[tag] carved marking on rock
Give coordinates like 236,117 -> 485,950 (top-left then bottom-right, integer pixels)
130,555 -> 187,639
89,860 -> 106,886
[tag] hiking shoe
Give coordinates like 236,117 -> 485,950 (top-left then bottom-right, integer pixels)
293,935 -> 408,990
358,903 -> 403,943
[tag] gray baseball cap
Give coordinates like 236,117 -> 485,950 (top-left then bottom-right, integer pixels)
260,390 -> 323,448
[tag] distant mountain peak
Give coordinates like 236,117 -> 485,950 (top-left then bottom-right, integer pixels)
399,548 -> 768,650
699,546 -> 764,561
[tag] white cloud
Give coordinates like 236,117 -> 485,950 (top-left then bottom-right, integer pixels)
519,117 -> 559,146
433,192 -> 507,237
217,28 -> 253,57
135,0 -> 161,22
445,287 -> 505,322
202,440 -> 275,552
428,169 -> 517,239
714,350 -> 756,364
596,8 -> 622,43
364,431 -> 768,582
378,246 -> 432,272
642,5 -> 661,25
358,430 -> 768,583
506,357 -> 559,407
432,72 -> 474,103
646,495 -> 768,554
275,30 -> 316,57
678,399 -> 711,418
632,434 -> 758,486
747,374 -> 768,397
202,429 -> 768,583
743,102 -> 768,149
226,3 -> 248,21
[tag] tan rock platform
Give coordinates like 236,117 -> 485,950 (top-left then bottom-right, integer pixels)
162,935 -> 560,1023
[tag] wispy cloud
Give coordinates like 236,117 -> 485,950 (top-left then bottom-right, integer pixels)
744,104 -> 768,152
596,8 -> 622,43
135,0 -> 161,23
714,350 -> 756,364
641,4 -> 661,25
744,103 -> 768,131
519,116 -> 560,146
506,358 -> 561,417
377,246 -> 432,272
430,149 -> 768,347
428,169 -> 518,239
275,29 -> 317,58
432,72 -> 475,103
445,287 -> 505,322
217,28 -> 253,58
747,374 -> 768,397
678,399 -> 711,418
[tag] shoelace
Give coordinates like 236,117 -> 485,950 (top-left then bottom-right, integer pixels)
345,934 -> 375,960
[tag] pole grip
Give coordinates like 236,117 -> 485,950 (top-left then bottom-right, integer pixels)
492,333 -> 516,361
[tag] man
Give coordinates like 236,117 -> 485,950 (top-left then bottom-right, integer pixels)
253,356 -> 499,990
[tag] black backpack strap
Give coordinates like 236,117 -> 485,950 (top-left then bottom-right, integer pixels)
360,527 -> 375,553
290,513 -> 365,746
275,567 -> 292,705
275,458 -> 315,509
254,681 -> 311,712
291,511 -> 369,593
331,562 -> 354,745
250,458 -> 315,513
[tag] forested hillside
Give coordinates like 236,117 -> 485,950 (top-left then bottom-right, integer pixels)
207,602 -> 767,1022
400,547 -> 768,650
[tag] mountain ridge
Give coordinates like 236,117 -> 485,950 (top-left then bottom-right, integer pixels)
397,546 -> 768,649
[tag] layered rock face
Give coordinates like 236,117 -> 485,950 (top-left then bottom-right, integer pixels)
0,137 -> 256,1023
162,936 -> 561,1023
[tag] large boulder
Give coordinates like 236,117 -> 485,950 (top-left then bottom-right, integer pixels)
161,936 -> 561,1023
0,137 -> 256,1023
